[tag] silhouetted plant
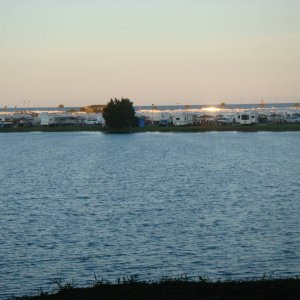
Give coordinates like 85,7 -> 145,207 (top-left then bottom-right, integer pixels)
51,278 -> 77,294
102,98 -> 136,129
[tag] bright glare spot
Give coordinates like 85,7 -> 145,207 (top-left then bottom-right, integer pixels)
202,107 -> 221,112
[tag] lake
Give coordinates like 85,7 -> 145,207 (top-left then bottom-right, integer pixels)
0,131 -> 299,298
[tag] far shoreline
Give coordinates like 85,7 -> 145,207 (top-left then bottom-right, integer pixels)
1,123 -> 300,133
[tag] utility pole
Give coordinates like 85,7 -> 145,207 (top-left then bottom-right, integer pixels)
151,104 -> 154,125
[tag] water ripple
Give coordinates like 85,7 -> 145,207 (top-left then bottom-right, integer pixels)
0,132 -> 299,298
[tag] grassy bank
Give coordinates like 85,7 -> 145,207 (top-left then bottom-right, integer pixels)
131,123 -> 300,133
1,123 -> 300,133
17,277 -> 300,300
0,125 -> 105,133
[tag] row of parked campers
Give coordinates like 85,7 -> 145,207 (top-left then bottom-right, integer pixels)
166,112 -> 259,126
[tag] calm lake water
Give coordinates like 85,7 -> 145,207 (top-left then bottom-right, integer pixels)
0,131 -> 299,298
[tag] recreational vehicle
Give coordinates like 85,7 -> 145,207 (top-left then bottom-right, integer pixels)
83,114 -> 104,125
173,113 -> 193,126
39,113 -> 50,126
216,115 -> 235,124
236,111 -> 258,125
286,115 -> 300,123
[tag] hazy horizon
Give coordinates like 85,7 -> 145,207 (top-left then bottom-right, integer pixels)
1,0 -> 300,107
1,99 -> 299,109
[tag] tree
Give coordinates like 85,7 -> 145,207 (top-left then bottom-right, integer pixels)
58,104 -> 65,112
102,98 -> 136,129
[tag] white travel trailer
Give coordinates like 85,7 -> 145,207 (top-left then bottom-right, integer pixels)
39,113 -> 49,125
173,113 -> 193,126
83,114 -> 104,125
235,111 -> 258,125
216,114 -> 235,124
147,112 -> 172,125
0,115 -> 13,127
286,115 -> 300,123
39,113 -> 78,126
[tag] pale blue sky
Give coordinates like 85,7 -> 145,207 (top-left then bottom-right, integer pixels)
1,0 -> 300,106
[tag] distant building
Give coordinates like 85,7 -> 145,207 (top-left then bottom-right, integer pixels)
80,105 -> 105,113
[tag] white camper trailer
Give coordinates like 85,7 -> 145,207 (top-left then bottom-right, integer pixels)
216,115 -> 235,124
83,114 -> 104,125
236,111 -> 258,125
39,113 -> 50,126
173,113 -> 193,126
39,113 -> 79,126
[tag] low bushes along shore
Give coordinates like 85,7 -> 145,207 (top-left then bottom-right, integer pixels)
17,276 -> 300,300
1,123 -> 300,133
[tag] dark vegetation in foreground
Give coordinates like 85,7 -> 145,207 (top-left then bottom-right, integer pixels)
17,276 -> 300,300
1,123 -> 300,133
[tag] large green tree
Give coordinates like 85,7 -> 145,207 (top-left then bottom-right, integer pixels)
103,98 -> 136,129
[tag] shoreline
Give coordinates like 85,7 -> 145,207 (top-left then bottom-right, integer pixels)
1,124 -> 300,133
16,277 -> 300,300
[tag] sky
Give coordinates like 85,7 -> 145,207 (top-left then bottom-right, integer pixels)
0,0 -> 300,107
